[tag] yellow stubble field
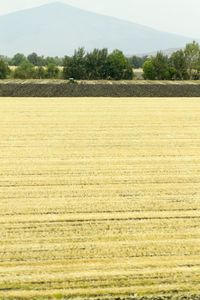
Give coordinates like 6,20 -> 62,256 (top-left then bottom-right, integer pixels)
0,97 -> 200,299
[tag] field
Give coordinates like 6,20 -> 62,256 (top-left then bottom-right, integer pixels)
0,97 -> 200,300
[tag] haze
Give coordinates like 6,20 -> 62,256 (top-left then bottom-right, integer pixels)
0,0 -> 199,39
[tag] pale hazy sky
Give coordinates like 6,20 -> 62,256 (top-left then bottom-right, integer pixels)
0,0 -> 199,38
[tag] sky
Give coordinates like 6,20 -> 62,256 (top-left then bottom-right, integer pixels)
0,0 -> 199,38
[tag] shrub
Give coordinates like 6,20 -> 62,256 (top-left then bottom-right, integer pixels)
13,61 -> 36,79
0,59 -> 9,79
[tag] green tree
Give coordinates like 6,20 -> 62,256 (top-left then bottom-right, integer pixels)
27,53 -> 45,66
143,52 -> 171,80
170,50 -> 188,80
106,49 -> 133,80
0,55 -> 10,65
197,53 -> 200,79
85,48 -> 108,79
153,52 -> 171,80
129,55 -> 147,69
143,59 -> 156,80
45,63 -> 60,79
45,56 -> 63,66
0,59 -> 9,79
63,48 -> 87,80
184,41 -> 200,79
11,53 -> 27,66
34,66 -> 46,79
14,61 -> 35,79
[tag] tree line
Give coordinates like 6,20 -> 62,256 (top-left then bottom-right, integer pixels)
63,48 -> 133,80
0,48 -> 135,80
143,41 -> 200,80
0,53 -> 63,80
0,41 -> 199,80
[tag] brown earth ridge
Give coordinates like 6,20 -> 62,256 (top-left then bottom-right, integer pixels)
0,80 -> 200,97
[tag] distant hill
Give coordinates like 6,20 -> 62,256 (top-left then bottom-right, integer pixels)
0,2 -> 196,56
141,48 -> 182,58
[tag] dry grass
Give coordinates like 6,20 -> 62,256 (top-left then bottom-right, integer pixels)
0,98 -> 200,299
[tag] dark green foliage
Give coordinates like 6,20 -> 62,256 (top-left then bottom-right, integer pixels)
170,50 -> 189,80
143,41 -> 200,80
143,52 -> 171,80
0,59 -> 9,79
13,62 -> 60,79
129,55 -> 147,68
153,52 -> 172,79
27,52 -> 45,66
143,60 -> 157,80
63,48 -> 87,80
85,48 -> 108,79
106,49 -> 133,80
63,48 -> 133,80
45,63 -> 60,79
10,53 -> 27,66
10,53 -> 63,67
34,66 -> 46,79
13,61 -> 35,79
0,55 -> 10,65
3,41 -> 200,80
45,56 -> 63,66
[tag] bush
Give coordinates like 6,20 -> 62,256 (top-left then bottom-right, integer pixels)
45,63 -> 60,79
0,59 -> 9,79
13,61 -> 36,79
34,66 -> 46,79
106,49 -> 134,80
143,52 -> 172,80
143,60 -> 156,80
10,53 -> 27,66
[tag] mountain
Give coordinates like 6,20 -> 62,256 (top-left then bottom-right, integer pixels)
140,48 -> 182,58
0,2 -> 196,56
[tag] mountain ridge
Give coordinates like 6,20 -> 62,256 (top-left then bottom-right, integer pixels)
0,2 -> 196,56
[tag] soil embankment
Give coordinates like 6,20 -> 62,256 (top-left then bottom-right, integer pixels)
0,80 -> 200,97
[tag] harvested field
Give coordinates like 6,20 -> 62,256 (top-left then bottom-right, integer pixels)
0,97 -> 200,300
